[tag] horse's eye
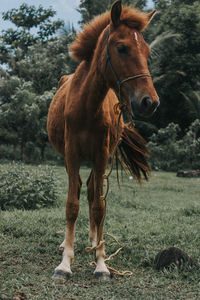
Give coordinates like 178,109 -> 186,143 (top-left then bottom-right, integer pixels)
117,44 -> 128,54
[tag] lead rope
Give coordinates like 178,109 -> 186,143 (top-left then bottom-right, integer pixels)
85,103 -> 134,276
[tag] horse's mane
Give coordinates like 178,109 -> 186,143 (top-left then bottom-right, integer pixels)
70,6 -> 149,62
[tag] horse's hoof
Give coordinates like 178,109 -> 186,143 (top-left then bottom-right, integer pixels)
94,272 -> 112,280
52,269 -> 71,280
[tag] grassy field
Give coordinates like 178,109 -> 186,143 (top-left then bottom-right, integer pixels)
0,164 -> 200,299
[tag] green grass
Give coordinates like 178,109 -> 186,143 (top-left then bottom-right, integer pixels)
0,164 -> 200,299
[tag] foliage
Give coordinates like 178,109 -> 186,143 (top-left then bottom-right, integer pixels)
0,3 -> 64,64
0,4 -> 77,162
180,119 -> 200,168
146,0 -> 200,131
0,162 -> 59,210
77,0 -> 112,25
148,122 -> 183,170
0,83 -> 58,161
0,3 -> 75,85
0,79 -> 37,159
16,36 -> 75,94
148,120 -> 200,170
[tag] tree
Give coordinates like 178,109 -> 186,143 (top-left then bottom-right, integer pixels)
15,33 -> 76,94
77,0 -> 113,25
0,4 -> 76,161
133,0 -> 148,10
77,0 -> 147,25
35,90 -> 56,159
145,0 -> 200,131
0,4 -> 64,70
0,78 -> 38,160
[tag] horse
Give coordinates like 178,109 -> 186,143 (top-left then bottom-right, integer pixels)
47,0 -> 159,279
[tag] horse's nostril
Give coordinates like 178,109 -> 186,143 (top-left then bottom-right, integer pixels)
152,100 -> 160,110
141,96 -> 152,112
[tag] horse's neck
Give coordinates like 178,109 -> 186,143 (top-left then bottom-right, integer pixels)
81,64 -> 108,115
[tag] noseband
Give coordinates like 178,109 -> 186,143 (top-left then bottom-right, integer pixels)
105,28 -> 151,108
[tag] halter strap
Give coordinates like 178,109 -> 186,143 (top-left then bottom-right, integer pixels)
105,28 -> 151,103
105,29 -> 121,86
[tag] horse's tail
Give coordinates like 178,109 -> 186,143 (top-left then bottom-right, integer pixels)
116,125 -> 150,182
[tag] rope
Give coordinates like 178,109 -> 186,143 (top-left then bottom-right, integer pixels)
88,235 -> 133,277
104,232 -> 123,247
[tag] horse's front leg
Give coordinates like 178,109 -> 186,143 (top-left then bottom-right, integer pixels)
92,150 -> 111,279
53,151 -> 81,279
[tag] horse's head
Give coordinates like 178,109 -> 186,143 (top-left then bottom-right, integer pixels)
104,0 -> 159,117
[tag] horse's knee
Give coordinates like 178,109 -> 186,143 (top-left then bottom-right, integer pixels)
66,200 -> 79,222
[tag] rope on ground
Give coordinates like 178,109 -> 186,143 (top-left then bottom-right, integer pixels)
89,261 -> 133,276
87,233 -> 133,276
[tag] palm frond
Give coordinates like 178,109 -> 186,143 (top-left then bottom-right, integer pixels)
180,91 -> 200,118
152,74 -> 167,84
150,31 -> 181,50
193,91 -> 200,102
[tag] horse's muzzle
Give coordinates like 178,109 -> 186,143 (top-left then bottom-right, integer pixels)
131,95 -> 160,117
141,96 -> 160,116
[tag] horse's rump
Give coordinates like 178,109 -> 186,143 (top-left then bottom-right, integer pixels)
47,75 -> 74,155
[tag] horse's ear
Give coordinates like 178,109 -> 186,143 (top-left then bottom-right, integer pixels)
111,0 -> 122,27
146,10 -> 157,24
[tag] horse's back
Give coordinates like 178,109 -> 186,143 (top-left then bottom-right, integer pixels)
47,74 -> 73,155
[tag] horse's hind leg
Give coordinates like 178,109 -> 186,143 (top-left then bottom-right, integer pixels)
53,152 -> 81,279
87,170 -> 97,246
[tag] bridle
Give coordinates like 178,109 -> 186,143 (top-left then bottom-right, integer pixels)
105,27 -> 151,116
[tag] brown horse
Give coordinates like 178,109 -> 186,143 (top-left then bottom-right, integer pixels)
47,0 -> 159,279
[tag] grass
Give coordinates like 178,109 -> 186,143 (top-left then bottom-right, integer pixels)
0,164 -> 200,299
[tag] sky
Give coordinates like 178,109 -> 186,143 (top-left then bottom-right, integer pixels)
0,0 -> 154,32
